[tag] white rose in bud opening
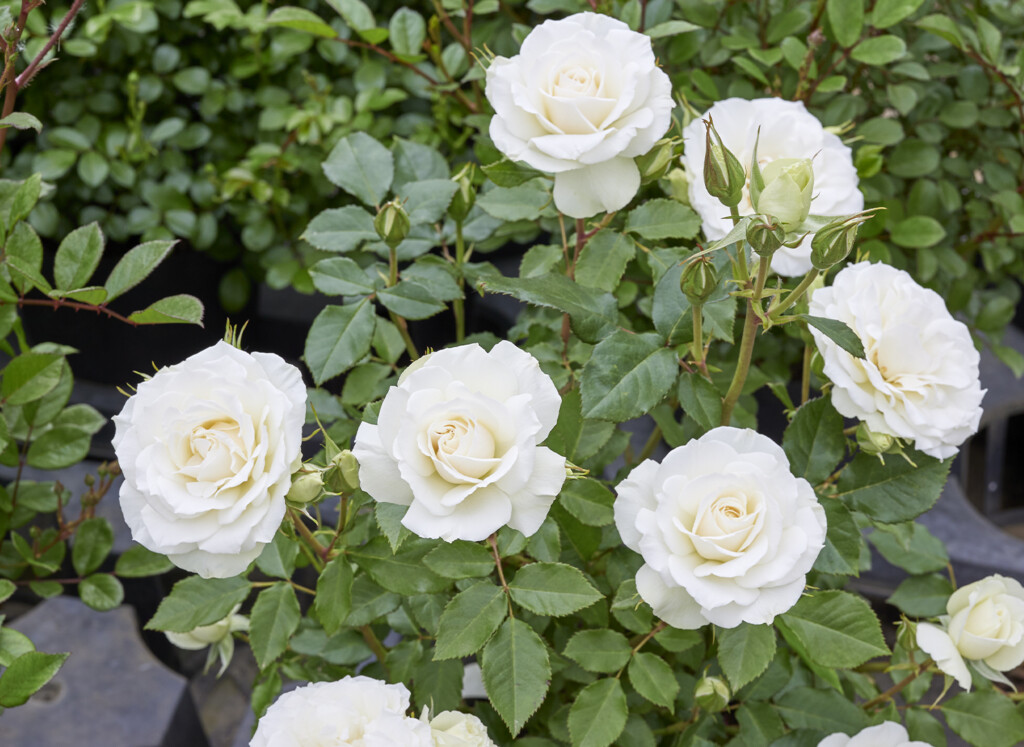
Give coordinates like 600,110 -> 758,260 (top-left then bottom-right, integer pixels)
681,97 -> 863,276
754,157 -> 814,232
818,722 -> 931,747
250,677 -> 433,747
113,341 -> 306,578
809,262 -> 984,460
422,708 -> 498,747
485,12 -> 673,218
613,426 -> 826,629
353,341 -> 567,542
165,605 -> 248,650
917,574 -> 1024,690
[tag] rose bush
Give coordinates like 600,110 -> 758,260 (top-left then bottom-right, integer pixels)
112,340 -> 306,578
817,722 -> 931,747
352,341 -> 567,542
250,676 -> 434,747
681,97 -> 863,275
917,574 -> 1024,690
613,426 -> 826,628
485,12 -> 673,218
809,262 -> 985,460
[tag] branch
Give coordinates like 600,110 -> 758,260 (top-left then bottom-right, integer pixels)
15,0 -> 87,90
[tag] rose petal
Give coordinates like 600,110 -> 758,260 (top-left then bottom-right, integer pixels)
552,157 -> 641,218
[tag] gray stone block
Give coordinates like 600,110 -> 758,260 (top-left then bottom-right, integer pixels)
0,596 -> 208,747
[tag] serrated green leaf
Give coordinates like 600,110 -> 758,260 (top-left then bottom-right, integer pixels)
2,353 -> 64,405
322,132 -> 393,206
255,532 -> 299,580
559,478 -> 614,527
423,541 -> 494,579
580,331 -> 677,422
568,678 -> 628,747
869,522 -> 948,574
778,590 -> 889,668
802,314 -> 865,359
735,702 -> 785,745
718,624 -> 776,691
944,692 -> 1024,747
887,574 -> 953,618
146,576 -> 251,633
774,686 -> 870,733
389,7 -> 426,55
814,498 -> 861,575
0,579 -> 15,603
837,451 -> 951,524
375,501 -> 411,552
677,373 -> 722,432
476,181 -> 551,221
625,199 -> 700,240
72,517 -> 114,577
576,230 -> 636,292
482,618 -> 550,736
302,207 -> 378,254
128,294 -> 204,325
249,582 -> 301,670
0,112 -> 42,132
304,300 -> 376,385
508,562 -> 601,616
314,554 -> 354,635
0,652 -> 68,707
115,544 -> 174,578
563,629 -> 631,673
628,652 -> 678,708
79,573 -> 123,611
377,280 -> 446,320
782,397 -> 846,484
103,240 -> 176,302
349,536 -> 447,595
434,581 -> 507,660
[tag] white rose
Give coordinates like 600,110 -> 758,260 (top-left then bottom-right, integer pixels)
485,12 -> 673,218
613,426 -> 826,629
681,97 -> 863,276
353,341 -> 566,542
165,604 -> 248,676
917,574 -> 1024,690
422,708 -> 498,747
818,721 -> 931,747
808,262 -> 984,460
250,677 -> 433,747
113,340 -> 306,578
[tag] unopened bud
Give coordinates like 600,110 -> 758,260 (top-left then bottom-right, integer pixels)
753,157 -> 814,232
809,210 -> 878,270
664,167 -> 689,204
449,163 -> 476,221
679,257 -> 718,304
287,471 -> 325,505
856,423 -> 896,456
637,138 -> 676,184
325,449 -> 360,494
374,200 -> 410,249
746,214 -> 786,258
703,117 -> 745,208
694,676 -> 730,712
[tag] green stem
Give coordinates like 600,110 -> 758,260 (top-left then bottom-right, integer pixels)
288,509 -> 326,571
488,533 -> 514,619
729,206 -> 748,282
861,659 -> 933,710
635,425 -> 663,465
360,625 -> 391,675
453,219 -> 466,342
721,259 -> 769,425
386,245 -> 419,360
801,344 -> 812,405
691,302 -> 704,364
770,269 -> 819,321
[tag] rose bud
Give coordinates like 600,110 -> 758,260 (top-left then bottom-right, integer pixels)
324,449 -> 361,494
746,214 -> 787,258
680,256 -> 718,304
694,676 -> 730,712
809,209 -> 880,270
702,117 -> 745,208
375,200 -> 411,249
637,137 -> 677,184
752,157 -> 814,232
449,162 -> 476,222
287,470 -> 325,505
855,423 -> 896,456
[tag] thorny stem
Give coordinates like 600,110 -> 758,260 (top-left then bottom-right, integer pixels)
861,659 -> 934,710
15,0 -> 86,90
720,259 -> 769,425
488,533 -> 514,618
617,620 -> 666,679
5,297 -> 139,326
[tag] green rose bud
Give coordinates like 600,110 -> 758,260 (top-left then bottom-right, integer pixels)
680,257 -> 718,304
664,167 -> 690,204
753,157 -> 814,232
809,210 -> 880,270
856,423 -> 896,456
325,449 -> 361,494
374,200 -> 411,249
746,214 -> 786,258
449,162 -> 476,222
694,675 -> 730,712
287,470 -> 325,505
637,137 -> 676,184
703,117 -> 745,208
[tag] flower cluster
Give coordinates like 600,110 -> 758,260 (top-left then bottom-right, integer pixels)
250,677 -> 496,747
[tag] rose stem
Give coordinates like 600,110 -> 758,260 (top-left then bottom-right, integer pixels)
691,302 -> 704,365
769,269 -> 819,321
801,344 -> 812,404
729,206 -> 748,282
487,533 -> 514,618
720,258 -> 770,425
288,509 -> 327,569
616,621 -> 668,678
453,217 -> 466,342
861,659 -> 934,710
360,626 -> 391,676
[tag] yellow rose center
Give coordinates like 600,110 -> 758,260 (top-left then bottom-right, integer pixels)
426,415 -> 498,481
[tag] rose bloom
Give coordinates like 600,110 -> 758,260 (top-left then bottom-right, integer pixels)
614,426 -> 826,629
353,341 -> 566,542
250,677 -> 432,747
485,12 -> 673,218
422,708 -> 497,747
917,574 -> 1024,690
113,341 -> 305,578
681,97 -> 863,276
818,722 -> 930,747
809,262 -> 984,460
